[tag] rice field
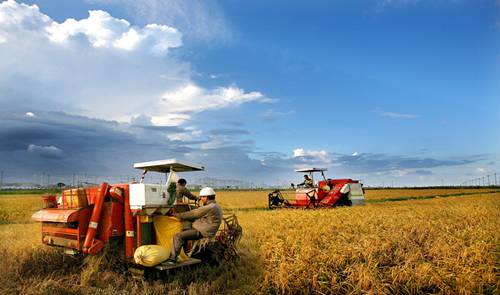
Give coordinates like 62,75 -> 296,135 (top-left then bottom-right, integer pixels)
0,188 -> 499,294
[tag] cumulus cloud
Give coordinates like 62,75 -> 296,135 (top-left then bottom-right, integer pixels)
0,0 -> 268,127
47,10 -> 182,56
292,148 -> 331,164
0,1 -> 182,56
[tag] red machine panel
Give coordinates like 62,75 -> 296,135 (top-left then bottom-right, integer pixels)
35,207 -> 92,250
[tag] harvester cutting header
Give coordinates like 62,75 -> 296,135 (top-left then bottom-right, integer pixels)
31,159 -> 241,274
268,167 -> 365,209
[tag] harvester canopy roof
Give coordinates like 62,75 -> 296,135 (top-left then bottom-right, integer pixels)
294,167 -> 328,173
133,159 -> 204,173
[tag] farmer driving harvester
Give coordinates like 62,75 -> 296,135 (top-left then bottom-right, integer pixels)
297,174 -> 314,188
176,178 -> 199,203
167,187 -> 223,265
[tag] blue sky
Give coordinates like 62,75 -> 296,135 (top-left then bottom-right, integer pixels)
0,0 -> 498,186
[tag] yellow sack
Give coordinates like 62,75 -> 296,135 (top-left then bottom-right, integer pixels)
134,245 -> 170,267
153,216 -> 188,261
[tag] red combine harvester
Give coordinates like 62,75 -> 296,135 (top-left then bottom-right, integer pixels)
31,159 -> 241,273
268,168 -> 365,209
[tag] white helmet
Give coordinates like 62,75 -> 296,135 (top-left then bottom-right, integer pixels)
199,187 -> 216,197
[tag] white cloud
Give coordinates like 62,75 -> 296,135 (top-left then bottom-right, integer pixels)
25,111 -> 35,117
292,148 -> 331,163
0,0 -> 50,29
0,1 -> 268,127
352,151 -> 359,156
160,83 -> 275,114
46,10 -> 182,55
27,144 -> 63,158
150,114 -> 192,126
379,112 -> 419,119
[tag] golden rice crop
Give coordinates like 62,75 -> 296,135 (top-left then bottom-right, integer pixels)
241,194 -> 500,294
363,187 -> 496,200
0,195 -> 41,224
0,189 -> 498,294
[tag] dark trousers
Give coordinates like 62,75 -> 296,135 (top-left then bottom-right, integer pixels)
171,229 -> 202,260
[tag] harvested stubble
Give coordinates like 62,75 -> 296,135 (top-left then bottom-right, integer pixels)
0,189 -> 498,294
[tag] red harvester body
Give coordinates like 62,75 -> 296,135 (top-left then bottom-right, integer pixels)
268,168 -> 365,209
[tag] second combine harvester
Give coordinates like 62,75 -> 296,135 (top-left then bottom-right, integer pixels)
268,167 -> 365,209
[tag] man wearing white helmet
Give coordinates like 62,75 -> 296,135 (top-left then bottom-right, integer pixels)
166,187 -> 223,264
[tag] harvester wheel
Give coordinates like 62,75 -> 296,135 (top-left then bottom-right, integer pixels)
268,190 -> 285,209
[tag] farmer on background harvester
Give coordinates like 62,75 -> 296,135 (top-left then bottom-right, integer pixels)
167,187 -> 223,265
297,174 -> 314,188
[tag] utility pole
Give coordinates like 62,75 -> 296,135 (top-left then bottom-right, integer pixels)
495,173 -> 498,186
487,175 -> 490,186
47,174 -> 50,188
0,170 -> 4,189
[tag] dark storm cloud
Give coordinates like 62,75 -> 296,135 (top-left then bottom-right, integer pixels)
0,109 -> 487,185
0,110 -> 278,183
0,128 -> 58,151
0,111 -> 198,175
